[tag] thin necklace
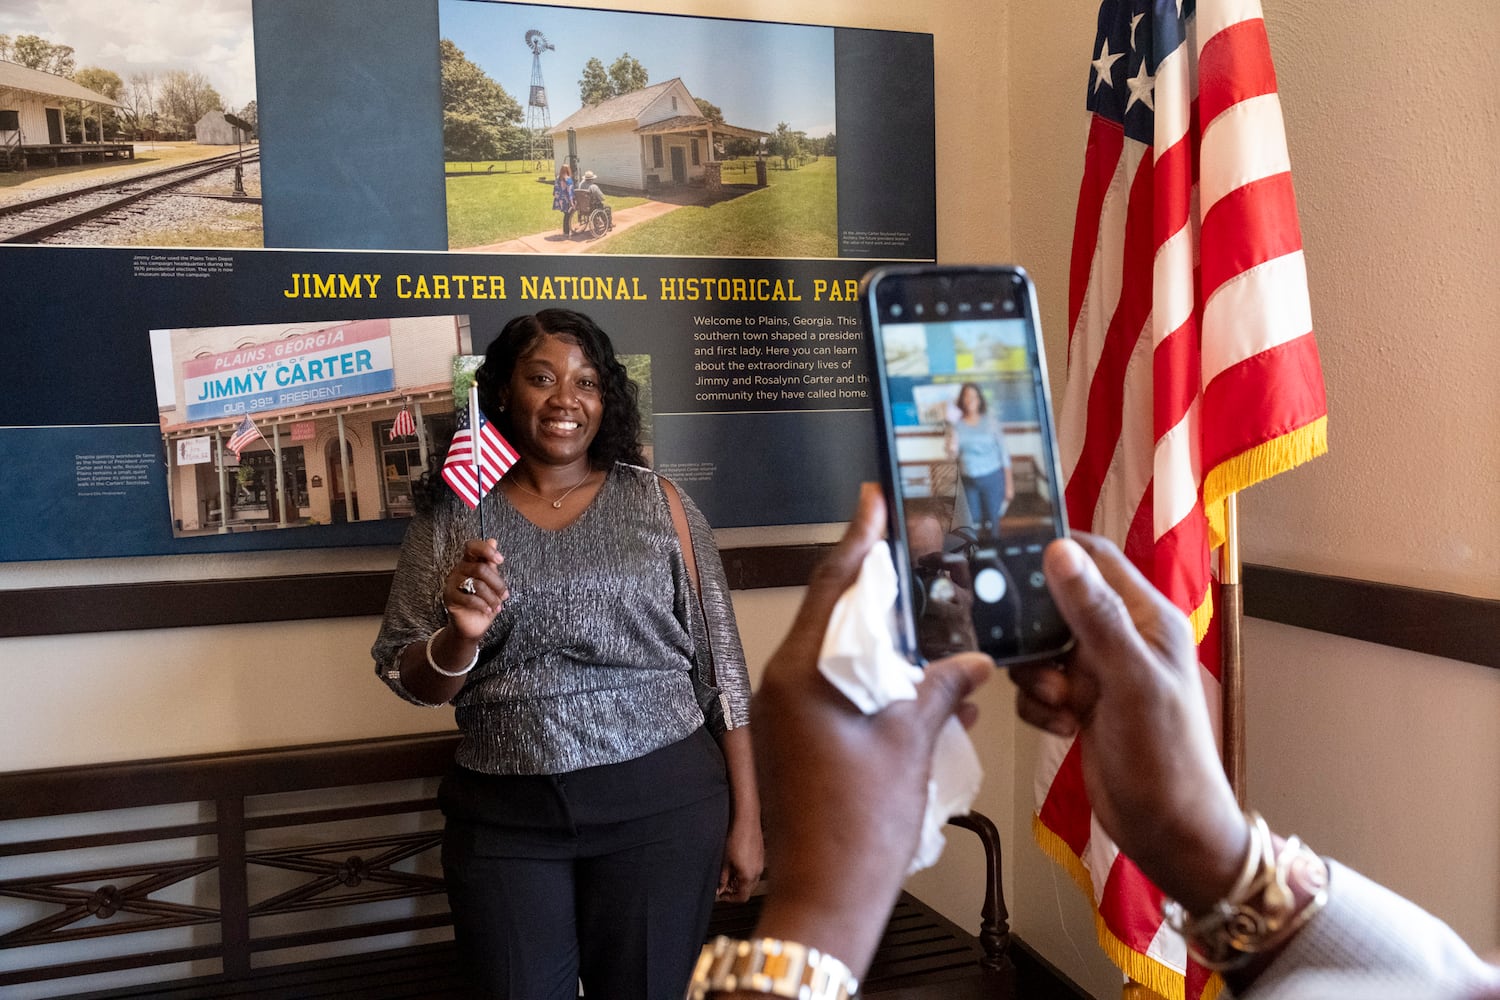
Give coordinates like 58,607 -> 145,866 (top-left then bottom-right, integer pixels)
508,470 -> 593,509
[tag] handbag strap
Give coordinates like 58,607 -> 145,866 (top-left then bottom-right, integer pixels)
661,476 -> 713,672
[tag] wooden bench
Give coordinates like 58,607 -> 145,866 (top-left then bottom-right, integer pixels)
0,734 -> 1018,999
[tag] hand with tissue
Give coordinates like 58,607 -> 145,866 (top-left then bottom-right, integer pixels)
747,484 -> 994,980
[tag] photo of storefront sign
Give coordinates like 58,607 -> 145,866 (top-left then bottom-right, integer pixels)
152,315 -> 472,536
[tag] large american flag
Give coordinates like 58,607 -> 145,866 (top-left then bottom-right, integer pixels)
1036,1 -> 1327,997
441,388 -> 518,509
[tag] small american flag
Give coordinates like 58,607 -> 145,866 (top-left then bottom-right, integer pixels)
441,388 -> 518,509
226,414 -> 263,458
1036,2 -> 1327,997
389,408 -> 416,441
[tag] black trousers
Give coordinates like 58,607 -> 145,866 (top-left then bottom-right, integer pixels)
440,728 -> 728,1000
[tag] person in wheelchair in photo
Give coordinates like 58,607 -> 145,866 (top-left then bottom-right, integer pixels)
575,171 -> 614,237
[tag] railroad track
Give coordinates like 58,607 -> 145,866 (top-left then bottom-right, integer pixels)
0,149 -> 260,244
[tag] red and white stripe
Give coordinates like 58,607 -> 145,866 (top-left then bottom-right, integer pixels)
441,396 -> 518,510
390,408 -> 417,441
226,415 -> 263,458
1037,2 -> 1326,998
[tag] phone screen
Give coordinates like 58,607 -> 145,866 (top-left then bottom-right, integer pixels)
863,266 -> 1071,665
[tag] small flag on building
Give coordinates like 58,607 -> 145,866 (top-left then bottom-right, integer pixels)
441,387 -> 518,509
389,408 -> 417,441
226,414 -> 263,458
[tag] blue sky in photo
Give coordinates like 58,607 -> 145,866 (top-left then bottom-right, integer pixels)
439,0 -> 836,137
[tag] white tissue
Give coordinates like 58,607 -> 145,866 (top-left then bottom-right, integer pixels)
816,541 -> 985,874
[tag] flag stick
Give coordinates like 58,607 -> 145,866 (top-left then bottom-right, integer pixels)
469,384 -> 485,539
1221,493 -> 1246,807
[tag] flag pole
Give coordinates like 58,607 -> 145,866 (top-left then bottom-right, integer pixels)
469,384 -> 485,539
1221,493 -> 1246,806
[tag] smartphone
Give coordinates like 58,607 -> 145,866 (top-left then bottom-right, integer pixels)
861,264 -> 1073,666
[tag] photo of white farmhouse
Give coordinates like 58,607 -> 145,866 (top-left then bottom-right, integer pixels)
438,1 -> 836,257
550,77 -> 766,194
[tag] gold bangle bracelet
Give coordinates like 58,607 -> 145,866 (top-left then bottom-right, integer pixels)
1161,811 -> 1330,971
687,935 -> 859,1000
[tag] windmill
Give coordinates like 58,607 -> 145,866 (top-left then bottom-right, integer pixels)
525,29 -> 554,170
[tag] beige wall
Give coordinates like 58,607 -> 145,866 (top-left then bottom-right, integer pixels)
2,2 -> 1496,998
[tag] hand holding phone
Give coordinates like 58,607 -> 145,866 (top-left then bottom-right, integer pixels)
861,265 -> 1073,666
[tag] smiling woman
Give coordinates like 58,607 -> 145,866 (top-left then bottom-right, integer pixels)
371,308 -> 762,1000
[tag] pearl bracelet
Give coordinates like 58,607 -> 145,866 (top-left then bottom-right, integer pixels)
425,627 -> 480,677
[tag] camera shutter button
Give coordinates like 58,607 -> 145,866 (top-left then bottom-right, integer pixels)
974,566 -> 1007,603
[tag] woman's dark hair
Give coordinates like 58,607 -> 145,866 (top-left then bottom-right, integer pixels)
417,309 -> 643,510
477,308 -> 644,468
957,381 -> 987,415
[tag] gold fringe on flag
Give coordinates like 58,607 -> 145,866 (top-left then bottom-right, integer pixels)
1033,814 -> 1227,1000
1187,586 -> 1214,646
1033,812 -> 1095,897
1203,418 -> 1329,550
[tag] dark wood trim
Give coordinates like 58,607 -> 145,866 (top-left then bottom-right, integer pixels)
0,732 -> 461,821
717,543 -> 830,592
1242,565 -> 1499,670
1006,936 -> 1094,1000
249,912 -> 455,955
0,732 -> 465,993
1,734 -> 1012,999
218,795 -> 251,978
0,544 -> 824,638
0,570 -> 395,637
3,550 -> 1495,671
0,821 -> 220,858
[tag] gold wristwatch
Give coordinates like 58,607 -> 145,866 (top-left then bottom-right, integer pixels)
687,935 -> 860,999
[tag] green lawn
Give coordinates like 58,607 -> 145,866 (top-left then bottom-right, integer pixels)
444,156 -> 837,256
445,160 -> 650,249
591,156 -> 836,258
